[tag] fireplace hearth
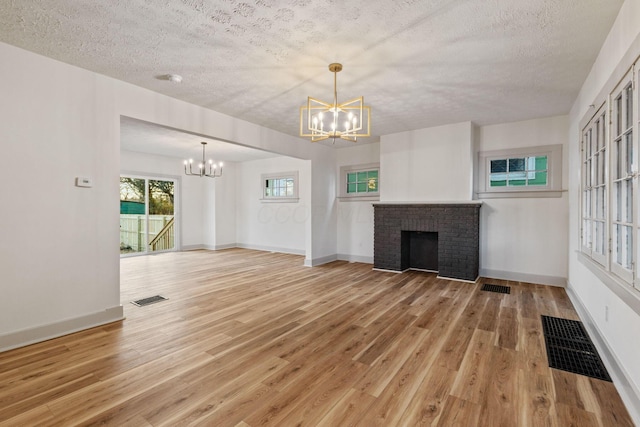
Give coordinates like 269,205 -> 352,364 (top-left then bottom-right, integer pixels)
373,203 -> 481,282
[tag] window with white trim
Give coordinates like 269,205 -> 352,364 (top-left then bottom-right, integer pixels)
338,163 -> 380,199
477,145 -> 562,198
580,62 -> 639,291
581,104 -> 607,266
611,76 -> 634,281
261,171 -> 299,202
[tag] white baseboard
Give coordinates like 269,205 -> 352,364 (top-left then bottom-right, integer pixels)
337,254 -> 373,264
565,283 -> 640,425
479,268 -> 566,287
181,244 -> 208,251
214,243 -> 237,250
0,306 -> 124,353
304,254 -> 338,267
236,243 -> 305,256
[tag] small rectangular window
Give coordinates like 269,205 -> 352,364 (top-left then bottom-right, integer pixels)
477,145 -> 561,198
261,171 -> 299,202
489,156 -> 548,188
339,163 -> 380,200
346,170 -> 378,194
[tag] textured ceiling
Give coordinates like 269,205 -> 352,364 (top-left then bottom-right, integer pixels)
0,0 -> 624,148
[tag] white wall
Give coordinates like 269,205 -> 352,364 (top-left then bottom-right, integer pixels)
0,41 -> 337,351
120,149 -> 206,249
236,157 -> 310,255
336,142 -> 380,263
567,0 -> 640,421
477,116 -> 569,285
214,163 -> 237,249
0,43 -> 122,347
380,122 -> 474,202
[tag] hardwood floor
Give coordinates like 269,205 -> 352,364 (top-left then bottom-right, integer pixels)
0,249 -> 633,426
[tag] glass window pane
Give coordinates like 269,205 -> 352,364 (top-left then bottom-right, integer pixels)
616,95 -> 622,137
357,172 -> 367,182
626,84 -> 633,129
367,178 -> 378,192
120,177 -> 146,254
357,182 -> 367,192
489,174 -> 506,187
508,178 -> 526,186
347,183 -> 357,193
368,170 -> 379,179
534,156 -> 548,171
527,171 -> 547,186
626,179 -> 633,223
347,173 -> 356,183
508,158 -> 525,172
490,159 -> 507,173
626,133 -> 634,175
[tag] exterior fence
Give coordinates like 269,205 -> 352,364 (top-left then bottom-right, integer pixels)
120,214 -> 174,253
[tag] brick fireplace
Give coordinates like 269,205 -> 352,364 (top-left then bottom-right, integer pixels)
373,203 -> 481,282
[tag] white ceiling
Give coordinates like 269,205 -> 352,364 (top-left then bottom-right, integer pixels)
0,0 -> 624,150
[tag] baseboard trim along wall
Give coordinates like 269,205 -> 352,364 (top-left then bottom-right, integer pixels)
236,243 -> 305,256
566,282 -> 640,425
304,254 -> 338,267
215,243 -> 237,250
337,254 -> 374,264
479,268 -> 567,287
0,305 -> 124,353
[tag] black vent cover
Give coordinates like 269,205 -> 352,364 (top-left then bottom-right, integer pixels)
481,283 -> 511,294
541,315 -> 611,381
131,295 -> 168,307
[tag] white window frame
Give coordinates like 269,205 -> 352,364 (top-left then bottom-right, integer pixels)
260,171 -> 299,203
579,61 -> 639,293
580,103 -> 608,268
609,72 -> 635,283
338,163 -> 380,200
476,145 -> 562,199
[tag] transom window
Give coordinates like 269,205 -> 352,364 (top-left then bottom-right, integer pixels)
261,171 -> 299,202
489,156 -> 548,187
339,163 -> 380,199
477,145 -> 562,198
265,177 -> 294,198
347,169 -> 378,194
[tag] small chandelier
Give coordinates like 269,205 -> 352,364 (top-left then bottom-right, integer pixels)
300,63 -> 371,143
183,142 -> 223,178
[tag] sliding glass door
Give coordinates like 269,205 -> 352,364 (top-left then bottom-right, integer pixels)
120,176 -> 176,255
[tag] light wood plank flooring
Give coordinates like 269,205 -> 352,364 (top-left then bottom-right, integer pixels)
0,249 -> 634,426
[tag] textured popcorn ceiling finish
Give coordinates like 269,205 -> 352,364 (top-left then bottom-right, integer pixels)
0,0 -> 624,147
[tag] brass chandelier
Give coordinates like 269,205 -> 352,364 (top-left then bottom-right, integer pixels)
300,63 -> 371,143
183,142 -> 223,178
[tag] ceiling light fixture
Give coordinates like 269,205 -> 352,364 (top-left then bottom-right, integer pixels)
183,142 -> 223,178
300,63 -> 370,143
167,74 -> 183,83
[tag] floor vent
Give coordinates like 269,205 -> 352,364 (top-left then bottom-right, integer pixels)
481,283 -> 510,294
131,295 -> 168,307
541,315 -> 611,382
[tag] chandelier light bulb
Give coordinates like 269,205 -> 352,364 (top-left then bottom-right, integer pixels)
183,160 -> 187,165
189,159 -> 193,164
